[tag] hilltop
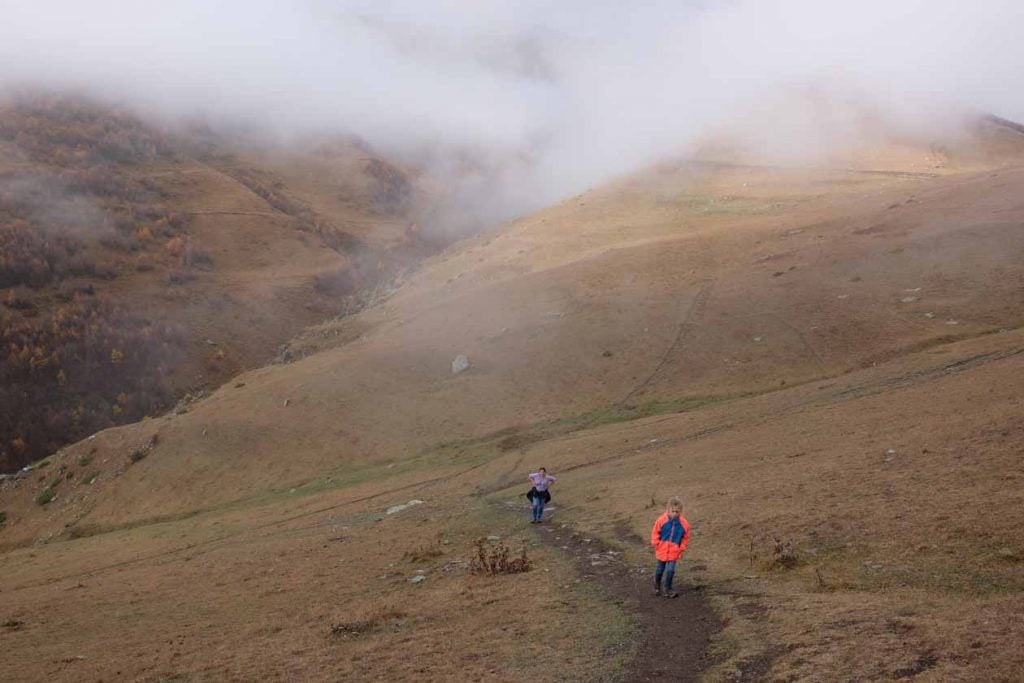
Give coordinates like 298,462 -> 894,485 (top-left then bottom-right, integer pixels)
1,116 -> 1024,681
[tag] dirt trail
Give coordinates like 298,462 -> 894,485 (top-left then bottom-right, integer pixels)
534,522 -> 723,682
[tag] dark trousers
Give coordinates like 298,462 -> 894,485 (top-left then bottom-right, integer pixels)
654,560 -> 676,590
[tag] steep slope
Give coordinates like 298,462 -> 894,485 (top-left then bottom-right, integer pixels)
0,94 -> 433,472
1,118 -> 1024,681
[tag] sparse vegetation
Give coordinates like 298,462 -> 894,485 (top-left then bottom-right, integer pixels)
0,511 -> 7,526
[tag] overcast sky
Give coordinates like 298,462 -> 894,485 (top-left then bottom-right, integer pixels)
3,0 -> 1023,222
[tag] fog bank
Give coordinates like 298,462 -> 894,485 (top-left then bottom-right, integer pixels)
3,0 -> 1023,225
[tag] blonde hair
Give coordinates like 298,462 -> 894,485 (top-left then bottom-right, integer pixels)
667,497 -> 682,511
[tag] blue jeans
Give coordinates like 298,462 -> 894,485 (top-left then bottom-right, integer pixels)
654,560 -> 676,591
531,494 -> 546,521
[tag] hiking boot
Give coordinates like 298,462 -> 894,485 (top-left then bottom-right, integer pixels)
664,591 -> 679,598
652,588 -> 662,597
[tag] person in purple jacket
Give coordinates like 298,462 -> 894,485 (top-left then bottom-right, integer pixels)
526,467 -> 556,523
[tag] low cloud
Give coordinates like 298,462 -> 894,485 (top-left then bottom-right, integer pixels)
3,1 -> 1023,227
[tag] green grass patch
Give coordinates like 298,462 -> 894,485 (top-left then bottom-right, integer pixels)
35,487 -> 56,505
0,511 -> 7,526
270,454 -> 433,502
84,470 -> 100,484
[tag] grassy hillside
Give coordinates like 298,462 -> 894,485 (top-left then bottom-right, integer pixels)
1,118 -> 1024,680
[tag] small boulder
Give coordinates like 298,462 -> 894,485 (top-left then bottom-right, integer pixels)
452,354 -> 470,374
386,500 -> 425,515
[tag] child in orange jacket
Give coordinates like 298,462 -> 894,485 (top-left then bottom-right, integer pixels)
650,497 -> 690,598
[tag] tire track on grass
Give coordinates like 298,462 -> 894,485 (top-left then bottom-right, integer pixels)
7,460 -> 492,591
579,280 -> 715,432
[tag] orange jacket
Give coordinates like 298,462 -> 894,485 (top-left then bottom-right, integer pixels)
651,512 -> 690,561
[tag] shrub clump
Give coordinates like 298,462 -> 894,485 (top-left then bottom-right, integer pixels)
403,541 -> 444,563
469,538 -> 532,576
34,486 -> 56,506
329,608 -> 407,639
128,434 -> 159,465
770,537 -> 800,569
